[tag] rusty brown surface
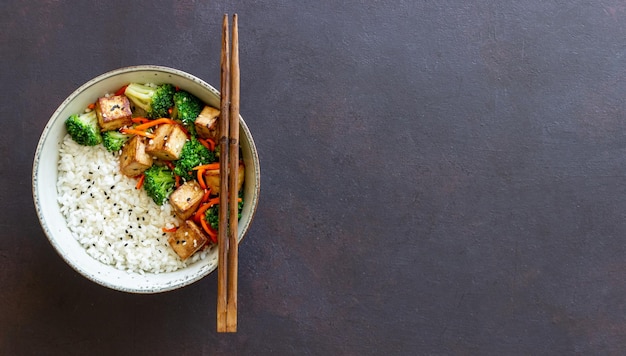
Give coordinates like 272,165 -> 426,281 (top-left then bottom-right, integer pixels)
3,0 -> 626,354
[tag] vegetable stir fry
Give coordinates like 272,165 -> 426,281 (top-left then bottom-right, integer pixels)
64,83 -> 244,261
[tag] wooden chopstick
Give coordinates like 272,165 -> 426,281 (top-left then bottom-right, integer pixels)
217,13 -> 241,333
226,13 -> 240,333
217,13 -> 230,333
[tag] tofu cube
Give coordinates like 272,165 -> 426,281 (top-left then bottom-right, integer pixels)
169,180 -> 204,220
194,106 -> 220,140
204,162 -> 245,195
119,136 -> 153,177
168,220 -> 208,260
145,124 -> 188,160
95,95 -> 133,131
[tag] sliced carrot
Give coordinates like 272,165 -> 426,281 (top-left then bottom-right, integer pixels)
115,84 -> 129,96
198,138 -> 211,150
201,188 -> 211,203
120,128 -> 155,139
197,168 -> 207,189
192,163 -> 220,171
132,117 -> 151,124
162,226 -> 178,233
193,197 -> 220,222
87,103 -> 96,110
135,174 -> 145,189
198,138 -> 217,151
134,118 -> 178,130
175,175 -> 181,188
206,138 -> 216,151
200,215 -> 218,244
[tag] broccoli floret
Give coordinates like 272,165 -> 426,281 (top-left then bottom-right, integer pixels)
173,138 -> 216,181
205,195 -> 244,231
143,165 -> 176,205
172,90 -> 203,127
65,111 -> 102,146
124,83 -> 175,119
102,130 -> 132,152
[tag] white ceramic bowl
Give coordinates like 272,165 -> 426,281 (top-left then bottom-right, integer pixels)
32,65 -> 260,293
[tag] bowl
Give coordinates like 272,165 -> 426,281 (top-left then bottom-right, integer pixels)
32,65 -> 260,293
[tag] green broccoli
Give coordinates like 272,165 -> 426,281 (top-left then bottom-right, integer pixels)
124,83 -> 175,119
102,130 -> 132,152
65,111 -> 102,146
173,138 -> 216,181
205,195 -> 244,231
172,90 -> 203,127
143,165 -> 176,205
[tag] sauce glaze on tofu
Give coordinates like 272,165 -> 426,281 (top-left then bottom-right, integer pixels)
95,95 -> 133,131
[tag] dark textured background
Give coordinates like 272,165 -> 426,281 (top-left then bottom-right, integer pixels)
3,0 -> 626,354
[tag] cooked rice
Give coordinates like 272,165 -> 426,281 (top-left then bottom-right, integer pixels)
57,133 -> 208,274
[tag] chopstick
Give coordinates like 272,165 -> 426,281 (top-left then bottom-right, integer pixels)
217,13 -> 240,333
217,13 -> 230,333
227,13 -> 240,333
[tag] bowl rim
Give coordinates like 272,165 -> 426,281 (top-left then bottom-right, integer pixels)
32,65 -> 260,293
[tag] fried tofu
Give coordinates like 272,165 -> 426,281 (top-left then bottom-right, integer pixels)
169,180 -> 204,220
203,162 -> 245,195
95,95 -> 133,131
194,106 -> 220,140
145,124 -> 187,160
119,136 -> 153,177
168,220 -> 208,260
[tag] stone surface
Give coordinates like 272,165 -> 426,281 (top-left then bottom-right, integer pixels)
3,0 -> 626,354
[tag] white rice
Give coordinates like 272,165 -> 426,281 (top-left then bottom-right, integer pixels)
57,133 -> 208,274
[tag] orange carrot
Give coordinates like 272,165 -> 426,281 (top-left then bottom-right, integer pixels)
121,128 -> 155,139
87,103 -> 96,110
200,215 -> 218,243
201,189 -> 211,203
135,174 -> 145,189
134,118 -> 178,130
192,163 -> 220,171
197,168 -> 207,189
132,117 -> 151,124
175,175 -> 181,188
193,197 -> 220,222
198,138 -> 211,150
206,138 -> 216,151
